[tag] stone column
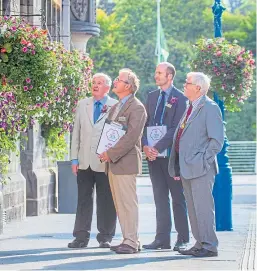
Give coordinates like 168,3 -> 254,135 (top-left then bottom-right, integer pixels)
3,141 -> 26,223
70,0 -> 100,52
21,122 -> 56,216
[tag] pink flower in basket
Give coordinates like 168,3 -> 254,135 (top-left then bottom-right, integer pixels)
169,96 -> 178,105
101,104 -> 108,113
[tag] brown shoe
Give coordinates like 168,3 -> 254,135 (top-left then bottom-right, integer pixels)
110,244 -> 122,251
115,244 -> 139,254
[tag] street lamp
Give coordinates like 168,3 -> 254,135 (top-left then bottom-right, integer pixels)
212,0 -> 233,231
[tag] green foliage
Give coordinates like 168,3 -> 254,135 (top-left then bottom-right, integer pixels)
226,87 -> 256,140
42,125 -> 68,161
89,0 -> 256,140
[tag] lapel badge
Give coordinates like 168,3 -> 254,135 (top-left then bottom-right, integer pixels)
118,116 -> 126,122
165,103 -> 172,108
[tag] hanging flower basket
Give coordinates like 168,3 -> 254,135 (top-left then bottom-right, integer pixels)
0,16 -> 63,118
0,16 -> 93,178
190,38 -> 255,112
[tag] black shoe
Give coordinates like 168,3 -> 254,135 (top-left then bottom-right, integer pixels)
99,241 -> 111,248
142,240 -> 171,250
173,240 -> 189,251
192,248 -> 218,257
178,246 -> 199,255
68,239 -> 87,248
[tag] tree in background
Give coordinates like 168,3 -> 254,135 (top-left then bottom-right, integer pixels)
88,0 -> 256,141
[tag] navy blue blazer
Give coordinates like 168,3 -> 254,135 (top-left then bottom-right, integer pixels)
142,85 -> 187,154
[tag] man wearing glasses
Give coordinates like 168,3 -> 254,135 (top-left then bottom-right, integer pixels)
142,62 -> 189,251
99,68 -> 147,254
168,72 -> 224,257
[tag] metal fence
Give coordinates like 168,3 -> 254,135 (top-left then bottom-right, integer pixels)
141,141 -> 256,175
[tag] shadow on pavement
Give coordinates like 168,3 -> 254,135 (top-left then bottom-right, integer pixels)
42,255 -> 189,270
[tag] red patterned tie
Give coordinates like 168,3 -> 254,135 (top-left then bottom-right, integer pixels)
175,104 -> 193,153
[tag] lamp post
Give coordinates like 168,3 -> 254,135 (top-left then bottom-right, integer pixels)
212,0 -> 233,231
156,0 -> 161,64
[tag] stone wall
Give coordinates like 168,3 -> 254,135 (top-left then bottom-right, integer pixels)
3,143 -> 26,223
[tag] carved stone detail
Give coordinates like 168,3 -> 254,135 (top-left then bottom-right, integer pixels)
71,0 -> 88,21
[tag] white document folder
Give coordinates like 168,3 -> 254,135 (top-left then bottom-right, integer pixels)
147,125 -> 167,157
96,120 -> 126,155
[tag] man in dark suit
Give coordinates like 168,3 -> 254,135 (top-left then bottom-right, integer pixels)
142,62 -> 189,251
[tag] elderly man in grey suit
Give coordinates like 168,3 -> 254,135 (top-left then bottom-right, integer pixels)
168,72 -> 224,257
69,73 -> 117,249
142,62 -> 189,251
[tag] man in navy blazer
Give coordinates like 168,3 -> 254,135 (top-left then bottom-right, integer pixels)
142,62 -> 189,251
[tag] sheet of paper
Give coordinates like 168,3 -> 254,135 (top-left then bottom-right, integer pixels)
96,121 -> 126,155
147,125 -> 167,157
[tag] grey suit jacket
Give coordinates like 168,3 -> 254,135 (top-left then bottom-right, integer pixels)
168,95 -> 224,179
142,86 -> 187,153
71,96 -> 118,172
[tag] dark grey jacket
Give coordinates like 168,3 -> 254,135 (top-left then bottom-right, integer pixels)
142,86 -> 187,153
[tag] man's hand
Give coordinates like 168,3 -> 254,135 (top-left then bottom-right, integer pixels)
143,146 -> 158,161
99,151 -> 111,163
174,176 -> 181,181
72,164 -> 79,176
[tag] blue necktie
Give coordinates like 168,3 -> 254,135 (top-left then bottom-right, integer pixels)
94,101 -> 101,123
154,91 -> 166,125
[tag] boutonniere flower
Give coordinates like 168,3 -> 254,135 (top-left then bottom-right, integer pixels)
166,96 -> 178,108
101,104 -> 108,113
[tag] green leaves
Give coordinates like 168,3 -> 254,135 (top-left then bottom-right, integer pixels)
3,43 -> 12,53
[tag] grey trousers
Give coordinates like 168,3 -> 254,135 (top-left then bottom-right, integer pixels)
181,165 -> 218,252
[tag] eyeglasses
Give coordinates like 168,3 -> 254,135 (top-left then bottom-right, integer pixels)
114,77 -> 129,84
185,82 -> 196,86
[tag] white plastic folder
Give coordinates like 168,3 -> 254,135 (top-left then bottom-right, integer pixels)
96,120 -> 126,155
147,125 -> 167,157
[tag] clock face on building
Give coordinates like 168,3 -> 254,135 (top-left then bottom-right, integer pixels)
71,0 -> 88,21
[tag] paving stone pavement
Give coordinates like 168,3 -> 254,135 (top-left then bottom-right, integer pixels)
0,175 -> 256,270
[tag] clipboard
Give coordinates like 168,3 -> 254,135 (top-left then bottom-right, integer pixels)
147,125 -> 167,157
96,120 -> 127,155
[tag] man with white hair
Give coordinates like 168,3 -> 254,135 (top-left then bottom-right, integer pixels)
69,73 -> 117,249
168,72 -> 224,257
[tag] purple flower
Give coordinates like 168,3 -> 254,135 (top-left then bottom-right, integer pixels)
23,86 -> 28,91
31,50 -> 36,55
101,104 -> 108,113
22,47 -> 28,53
26,78 -> 31,83
29,85 -> 33,89
170,96 -> 178,104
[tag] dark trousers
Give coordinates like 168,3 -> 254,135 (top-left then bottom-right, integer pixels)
73,167 -> 117,243
148,158 -> 189,244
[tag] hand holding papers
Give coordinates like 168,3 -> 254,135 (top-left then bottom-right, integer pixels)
96,120 -> 126,155
147,125 -> 167,157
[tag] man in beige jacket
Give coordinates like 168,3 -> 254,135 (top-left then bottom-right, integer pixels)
69,73 -> 117,249
99,69 -> 147,254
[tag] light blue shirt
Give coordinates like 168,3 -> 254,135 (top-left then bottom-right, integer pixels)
120,94 -> 133,107
72,96 -> 108,166
93,95 -> 108,116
